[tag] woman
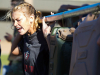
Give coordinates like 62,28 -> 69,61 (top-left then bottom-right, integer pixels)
11,2 -> 49,75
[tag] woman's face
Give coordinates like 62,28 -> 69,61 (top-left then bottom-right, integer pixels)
12,10 -> 31,35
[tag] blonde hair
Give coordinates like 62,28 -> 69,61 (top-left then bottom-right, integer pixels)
11,2 -> 42,29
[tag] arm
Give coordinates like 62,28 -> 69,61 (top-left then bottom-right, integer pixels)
42,12 -> 56,50
11,33 -> 22,55
42,17 -> 51,49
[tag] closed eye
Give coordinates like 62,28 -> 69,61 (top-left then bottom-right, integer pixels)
17,19 -> 21,22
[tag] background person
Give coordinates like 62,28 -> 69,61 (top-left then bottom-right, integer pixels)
42,4 -> 81,47
3,0 -> 24,75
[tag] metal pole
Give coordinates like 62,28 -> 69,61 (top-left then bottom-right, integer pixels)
39,3 -> 100,23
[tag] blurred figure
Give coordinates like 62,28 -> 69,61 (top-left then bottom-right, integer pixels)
42,5 -> 80,75
58,4 -> 81,11
3,0 -> 24,75
77,4 -> 89,26
57,4 -> 89,28
0,40 -> 1,57
4,0 -> 24,42
42,4 -> 81,47
0,39 -> 1,73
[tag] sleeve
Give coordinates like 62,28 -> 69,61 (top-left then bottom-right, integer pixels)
18,39 -> 24,53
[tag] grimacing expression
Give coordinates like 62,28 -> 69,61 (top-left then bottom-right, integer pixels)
12,10 -> 31,35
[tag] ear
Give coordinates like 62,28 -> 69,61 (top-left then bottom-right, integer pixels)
30,14 -> 34,23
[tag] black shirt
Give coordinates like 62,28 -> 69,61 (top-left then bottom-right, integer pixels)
18,29 -> 49,75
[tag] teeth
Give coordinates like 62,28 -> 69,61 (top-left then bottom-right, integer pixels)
16,28 -> 19,29
17,27 -> 21,30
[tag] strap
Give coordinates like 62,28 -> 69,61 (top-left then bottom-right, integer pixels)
62,11 -> 65,27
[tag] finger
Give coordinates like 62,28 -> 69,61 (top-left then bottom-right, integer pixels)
51,12 -> 54,15
42,17 -> 47,31
42,17 -> 48,28
42,17 -> 45,25
6,32 -> 10,35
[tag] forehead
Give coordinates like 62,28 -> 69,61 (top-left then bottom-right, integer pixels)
12,10 -> 26,19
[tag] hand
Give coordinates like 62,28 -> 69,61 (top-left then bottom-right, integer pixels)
42,17 -> 51,38
50,12 -> 54,15
42,12 -> 55,38
4,33 -> 13,42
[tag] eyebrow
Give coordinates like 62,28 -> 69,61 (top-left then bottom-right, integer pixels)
12,17 -> 21,20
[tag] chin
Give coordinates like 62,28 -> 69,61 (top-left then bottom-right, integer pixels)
19,32 -> 25,35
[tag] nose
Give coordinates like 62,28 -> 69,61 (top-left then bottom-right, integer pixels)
14,21 -> 17,27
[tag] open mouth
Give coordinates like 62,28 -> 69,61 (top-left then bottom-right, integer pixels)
16,27 -> 23,32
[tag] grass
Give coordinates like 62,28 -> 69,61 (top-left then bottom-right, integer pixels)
1,54 -> 9,75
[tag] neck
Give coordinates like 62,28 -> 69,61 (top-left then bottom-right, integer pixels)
27,24 -> 36,36
27,29 -> 36,36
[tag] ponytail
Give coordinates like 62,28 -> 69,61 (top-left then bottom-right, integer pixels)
34,11 -> 42,29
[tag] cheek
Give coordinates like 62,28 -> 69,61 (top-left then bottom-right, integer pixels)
21,19 -> 30,29
24,22 -> 31,30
